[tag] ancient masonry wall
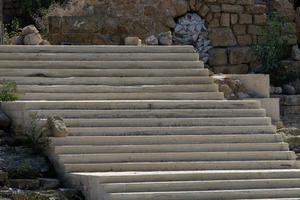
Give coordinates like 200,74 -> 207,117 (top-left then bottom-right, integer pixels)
23,0 -> 297,73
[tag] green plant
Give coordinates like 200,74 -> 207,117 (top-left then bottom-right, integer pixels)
3,18 -> 22,45
25,113 -> 50,154
253,13 -> 292,73
0,81 -> 19,101
8,160 -> 41,179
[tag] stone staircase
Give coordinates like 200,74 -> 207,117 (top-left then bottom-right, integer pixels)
1,45 -> 300,200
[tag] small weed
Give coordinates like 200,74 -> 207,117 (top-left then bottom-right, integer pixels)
0,81 -> 19,101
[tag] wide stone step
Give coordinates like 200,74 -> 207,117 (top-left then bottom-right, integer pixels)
107,188 -> 300,200
0,61 -> 204,69
63,160 -> 296,172
51,134 -> 282,146
67,125 -> 276,136
0,45 -> 196,53
70,170 -> 300,184
1,76 -> 213,86
0,68 -> 208,77
103,178 -> 300,193
17,84 -> 218,93
57,151 -> 295,164
52,143 -> 289,154
17,100 -> 261,110
47,117 -> 271,127
31,109 -> 266,118
21,92 -> 224,100
0,53 -> 199,61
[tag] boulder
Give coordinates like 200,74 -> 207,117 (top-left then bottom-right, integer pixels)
291,45 -> 300,61
283,84 -> 296,95
10,36 -> 24,45
0,111 -> 11,129
145,35 -> 158,45
124,37 -> 142,46
158,31 -> 172,45
24,33 -> 43,45
21,25 -> 39,36
47,116 -> 68,137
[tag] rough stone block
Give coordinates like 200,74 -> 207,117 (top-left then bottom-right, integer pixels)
209,27 -> 237,47
221,4 -> 244,13
239,14 -> 252,24
208,48 -> 228,66
212,64 -> 249,74
125,37 -> 142,46
229,47 -> 253,64
237,34 -> 252,46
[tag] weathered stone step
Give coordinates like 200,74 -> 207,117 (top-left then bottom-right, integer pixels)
11,100 -> 261,110
1,76 -> 213,86
51,134 -> 282,146
63,160 -> 296,172
53,143 -> 288,154
21,92 -> 224,100
0,53 -> 199,61
107,188 -> 300,200
0,45 -> 196,53
17,84 -> 218,93
103,178 -> 300,193
57,151 -> 295,164
0,61 -> 204,69
45,117 -> 271,127
67,125 -> 276,136
70,170 -> 300,183
0,68 -> 209,77
31,109 -> 266,118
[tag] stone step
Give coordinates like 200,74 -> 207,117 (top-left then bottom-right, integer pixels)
0,68 -> 209,77
51,134 -> 283,146
63,160 -> 296,172
0,53 -> 199,61
67,125 -> 276,136
43,117 -> 271,127
53,143 -> 289,154
0,61 -> 204,69
69,169 -> 300,183
106,188 -> 300,200
103,178 -> 300,193
0,45 -> 196,53
16,84 -> 219,93
31,109 -> 266,118
21,92 -> 224,100
56,151 -> 295,164
19,100 -> 261,110
1,76 -> 214,86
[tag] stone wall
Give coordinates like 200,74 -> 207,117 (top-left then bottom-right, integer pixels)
48,0 -> 296,73
276,95 -> 300,128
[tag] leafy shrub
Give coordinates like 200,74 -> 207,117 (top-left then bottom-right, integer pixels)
3,18 -> 22,45
8,160 -> 41,179
253,13 -> 292,74
25,113 -> 50,154
0,81 -> 19,101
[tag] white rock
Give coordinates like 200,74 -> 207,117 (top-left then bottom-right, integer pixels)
145,35 -> 158,45
47,116 -> 68,137
125,37 -> 142,46
158,31 -> 172,45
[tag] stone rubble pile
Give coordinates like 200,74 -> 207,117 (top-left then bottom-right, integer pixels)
173,13 -> 211,63
12,25 -> 50,45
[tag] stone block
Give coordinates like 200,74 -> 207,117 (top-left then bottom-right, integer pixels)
212,64 -> 249,74
208,48 -> 228,66
228,47 -> 253,64
209,27 -> 237,47
232,24 -> 247,34
230,14 -> 238,25
38,178 -> 60,189
9,179 -> 40,190
221,4 -> 244,13
239,14 -> 252,24
237,34 -> 252,46
254,14 -> 267,25
220,13 -> 230,27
